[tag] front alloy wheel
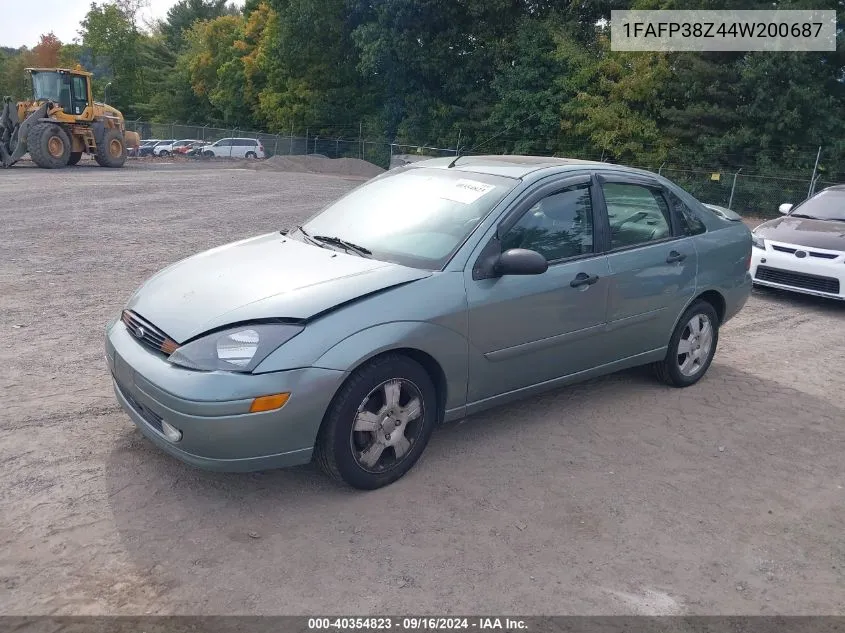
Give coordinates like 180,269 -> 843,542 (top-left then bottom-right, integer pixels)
316,354 -> 437,489
351,379 -> 425,472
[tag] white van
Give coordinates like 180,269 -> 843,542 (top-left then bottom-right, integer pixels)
196,138 -> 266,159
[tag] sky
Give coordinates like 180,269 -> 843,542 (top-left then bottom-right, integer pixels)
1,0 -> 195,49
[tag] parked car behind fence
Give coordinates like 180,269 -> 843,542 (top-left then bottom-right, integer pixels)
194,138 -> 266,159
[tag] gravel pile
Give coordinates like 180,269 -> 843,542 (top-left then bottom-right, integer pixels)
254,154 -> 385,178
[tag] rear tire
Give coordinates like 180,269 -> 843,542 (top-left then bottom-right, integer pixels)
315,354 -> 438,490
158,150 -> 170,157
68,152 -> 83,166
28,123 -> 71,169
654,300 -> 719,388
245,151 -> 257,159
94,128 -> 127,168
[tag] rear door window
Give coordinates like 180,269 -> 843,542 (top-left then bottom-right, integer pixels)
601,182 -> 673,249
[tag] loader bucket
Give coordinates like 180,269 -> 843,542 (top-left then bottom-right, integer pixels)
0,100 -> 49,168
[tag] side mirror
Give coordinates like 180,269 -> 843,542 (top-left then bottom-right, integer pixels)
779,203 -> 793,215
496,248 -> 548,276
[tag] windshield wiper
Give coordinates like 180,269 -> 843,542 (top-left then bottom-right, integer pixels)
789,213 -> 820,219
293,226 -> 322,246
313,235 -> 373,257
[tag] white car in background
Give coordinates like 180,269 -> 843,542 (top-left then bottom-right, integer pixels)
153,139 -> 201,157
749,186 -> 845,300
196,137 -> 266,159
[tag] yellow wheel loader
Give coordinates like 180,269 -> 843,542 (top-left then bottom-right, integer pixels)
0,66 -> 140,169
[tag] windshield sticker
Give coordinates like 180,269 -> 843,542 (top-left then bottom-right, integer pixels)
440,179 -> 496,204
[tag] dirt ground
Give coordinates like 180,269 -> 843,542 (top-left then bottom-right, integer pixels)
1,162 -> 843,616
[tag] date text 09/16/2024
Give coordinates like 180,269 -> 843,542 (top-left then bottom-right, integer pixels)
307,617 -> 528,630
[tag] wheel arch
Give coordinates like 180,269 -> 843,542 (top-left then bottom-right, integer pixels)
695,289 -> 726,324
669,288 -> 727,338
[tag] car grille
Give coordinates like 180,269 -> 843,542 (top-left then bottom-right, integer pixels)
755,265 -> 840,294
121,310 -> 179,356
114,377 -> 164,433
770,244 -> 839,260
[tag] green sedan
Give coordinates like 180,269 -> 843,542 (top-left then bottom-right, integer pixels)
105,156 -> 752,489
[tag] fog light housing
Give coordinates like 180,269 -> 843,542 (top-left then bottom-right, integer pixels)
161,420 -> 183,443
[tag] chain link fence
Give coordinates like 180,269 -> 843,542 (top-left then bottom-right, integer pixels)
124,121 -> 457,169
655,167 -> 837,218
125,121 -> 840,218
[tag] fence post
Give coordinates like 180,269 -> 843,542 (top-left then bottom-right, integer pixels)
290,124 -> 294,155
359,122 -> 363,160
808,146 -> 822,198
728,168 -> 742,210
305,128 -> 309,155
658,162 -> 665,176
273,136 -> 279,156
314,135 -> 318,155
336,138 -> 340,158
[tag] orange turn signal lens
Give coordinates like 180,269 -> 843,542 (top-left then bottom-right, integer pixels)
249,393 -> 290,413
160,339 -> 180,355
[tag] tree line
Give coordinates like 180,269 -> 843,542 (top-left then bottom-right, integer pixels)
1,0 -> 844,181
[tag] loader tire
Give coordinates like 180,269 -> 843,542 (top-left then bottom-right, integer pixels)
68,152 -> 83,166
94,128 -> 127,168
28,123 -> 71,169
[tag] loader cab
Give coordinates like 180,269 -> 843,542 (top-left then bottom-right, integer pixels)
28,68 -> 93,120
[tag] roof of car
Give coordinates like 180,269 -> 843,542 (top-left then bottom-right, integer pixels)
822,184 -> 845,192
413,154 -> 622,178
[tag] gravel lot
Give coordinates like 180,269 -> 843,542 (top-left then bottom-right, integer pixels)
1,162 -> 843,616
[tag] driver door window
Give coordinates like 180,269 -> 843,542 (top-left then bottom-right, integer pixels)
501,183 -> 594,262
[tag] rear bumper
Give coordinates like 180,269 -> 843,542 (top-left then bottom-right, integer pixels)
106,318 -> 347,472
751,245 -> 845,300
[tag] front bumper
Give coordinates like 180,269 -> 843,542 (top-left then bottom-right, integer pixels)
106,318 -> 347,472
750,242 -> 845,300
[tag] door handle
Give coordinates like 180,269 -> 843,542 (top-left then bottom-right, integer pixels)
570,272 -> 600,288
666,250 -> 687,264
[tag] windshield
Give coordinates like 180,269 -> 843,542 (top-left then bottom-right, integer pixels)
300,167 -> 516,270
790,189 -> 845,221
31,72 -> 62,101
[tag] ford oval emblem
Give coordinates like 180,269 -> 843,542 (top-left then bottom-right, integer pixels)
795,250 -> 807,259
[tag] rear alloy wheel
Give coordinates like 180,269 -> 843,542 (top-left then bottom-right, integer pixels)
315,354 -> 437,489
28,123 -> 71,168
654,300 -> 719,387
158,150 -> 170,157
94,128 -> 127,168
245,151 -> 257,159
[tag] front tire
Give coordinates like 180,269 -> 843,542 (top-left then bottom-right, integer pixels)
28,123 -> 71,168
315,354 -> 438,490
94,128 -> 127,168
654,300 -> 719,387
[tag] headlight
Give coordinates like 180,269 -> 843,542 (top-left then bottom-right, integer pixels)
751,233 -> 766,250
168,323 -> 303,372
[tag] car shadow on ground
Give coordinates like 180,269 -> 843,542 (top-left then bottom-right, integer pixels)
101,360 -> 844,613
